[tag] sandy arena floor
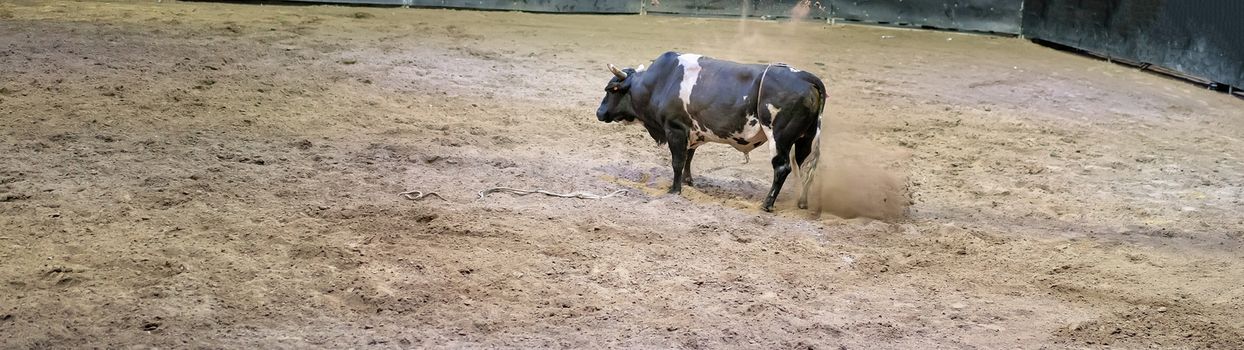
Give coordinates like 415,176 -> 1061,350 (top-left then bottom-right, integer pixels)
1,1 -> 1243,348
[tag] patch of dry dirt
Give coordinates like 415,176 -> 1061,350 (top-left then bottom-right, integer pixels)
1,1 -> 1242,348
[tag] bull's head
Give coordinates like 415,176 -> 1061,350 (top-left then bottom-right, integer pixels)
596,64 -> 641,123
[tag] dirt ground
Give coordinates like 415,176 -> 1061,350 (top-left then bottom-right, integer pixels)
2,1 -> 1243,348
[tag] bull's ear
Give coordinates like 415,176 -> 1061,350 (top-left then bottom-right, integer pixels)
636,64 -> 646,72
608,64 -> 628,80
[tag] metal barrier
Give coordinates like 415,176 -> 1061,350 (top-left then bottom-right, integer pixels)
1022,0 -> 1243,88
829,0 -> 1022,34
644,0 -> 827,18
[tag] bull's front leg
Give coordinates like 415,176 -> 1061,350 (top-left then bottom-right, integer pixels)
666,128 -> 689,194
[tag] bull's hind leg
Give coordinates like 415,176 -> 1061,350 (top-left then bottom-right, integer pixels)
793,131 -> 819,209
761,127 -> 795,212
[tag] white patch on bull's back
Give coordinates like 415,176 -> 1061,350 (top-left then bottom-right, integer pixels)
637,64 -> 646,72
672,57 -> 775,161
677,54 -> 703,115
789,67 -> 801,73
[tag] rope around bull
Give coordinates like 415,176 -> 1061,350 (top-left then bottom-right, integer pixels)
757,63 -> 772,119
477,187 -> 628,200
399,188 -> 626,201
399,190 -> 446,201
755,62 -> 786,120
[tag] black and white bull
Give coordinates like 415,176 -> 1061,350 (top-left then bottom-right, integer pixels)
596,51 -> 825,212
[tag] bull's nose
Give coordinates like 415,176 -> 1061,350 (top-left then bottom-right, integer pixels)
596,110 -> 609,122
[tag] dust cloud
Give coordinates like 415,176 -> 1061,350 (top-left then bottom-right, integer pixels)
804,130 -> 911,221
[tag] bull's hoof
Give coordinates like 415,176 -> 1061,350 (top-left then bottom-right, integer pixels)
797,202 -> 808,210
761,205 -> 774,213
667,187 -> 682,195
682,177 -> 694,186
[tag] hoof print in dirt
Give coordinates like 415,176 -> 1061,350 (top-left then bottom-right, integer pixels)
416,214 -> 438,223
420,155 -> 457,165
216,153 -> 267,165
748,215 -> 774,227
435,138 -> 465,147
0,193 -> 31,202
193,79 -> 216,90
293,139 -> 313,150
41,266 -> 86,288
47,133 -> 77,142
94,134 -> 119,142
487,158 -> 517,169
492,135 -> 517,145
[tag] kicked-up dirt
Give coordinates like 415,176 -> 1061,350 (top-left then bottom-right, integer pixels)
1,1 -> 1242,348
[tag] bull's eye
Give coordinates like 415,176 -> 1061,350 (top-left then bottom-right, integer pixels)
612,87 -> 619,92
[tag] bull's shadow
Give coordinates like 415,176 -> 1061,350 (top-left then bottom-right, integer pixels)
593,163 -> 785,209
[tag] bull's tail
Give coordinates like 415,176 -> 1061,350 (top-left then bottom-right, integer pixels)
795,73 -> 826,209
796,120 -> 822,209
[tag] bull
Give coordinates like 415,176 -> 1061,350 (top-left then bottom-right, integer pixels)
596,51 -> 825,212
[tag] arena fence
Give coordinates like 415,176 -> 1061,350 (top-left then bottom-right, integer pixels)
276,0 -> 1241,90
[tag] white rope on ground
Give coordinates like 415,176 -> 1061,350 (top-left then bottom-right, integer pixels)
477,187 -> 628,200
399,190 -> 446,201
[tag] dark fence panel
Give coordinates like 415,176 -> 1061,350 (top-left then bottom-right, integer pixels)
286,0 -> 407,4
829,0 -> 1023,34
1023,0 -> 1244,87
286,0 -> 640,13
644,0 -> 828,18
415,0 -> 639,13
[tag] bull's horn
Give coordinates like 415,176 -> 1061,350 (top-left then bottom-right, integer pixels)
608,64 -> 628,79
